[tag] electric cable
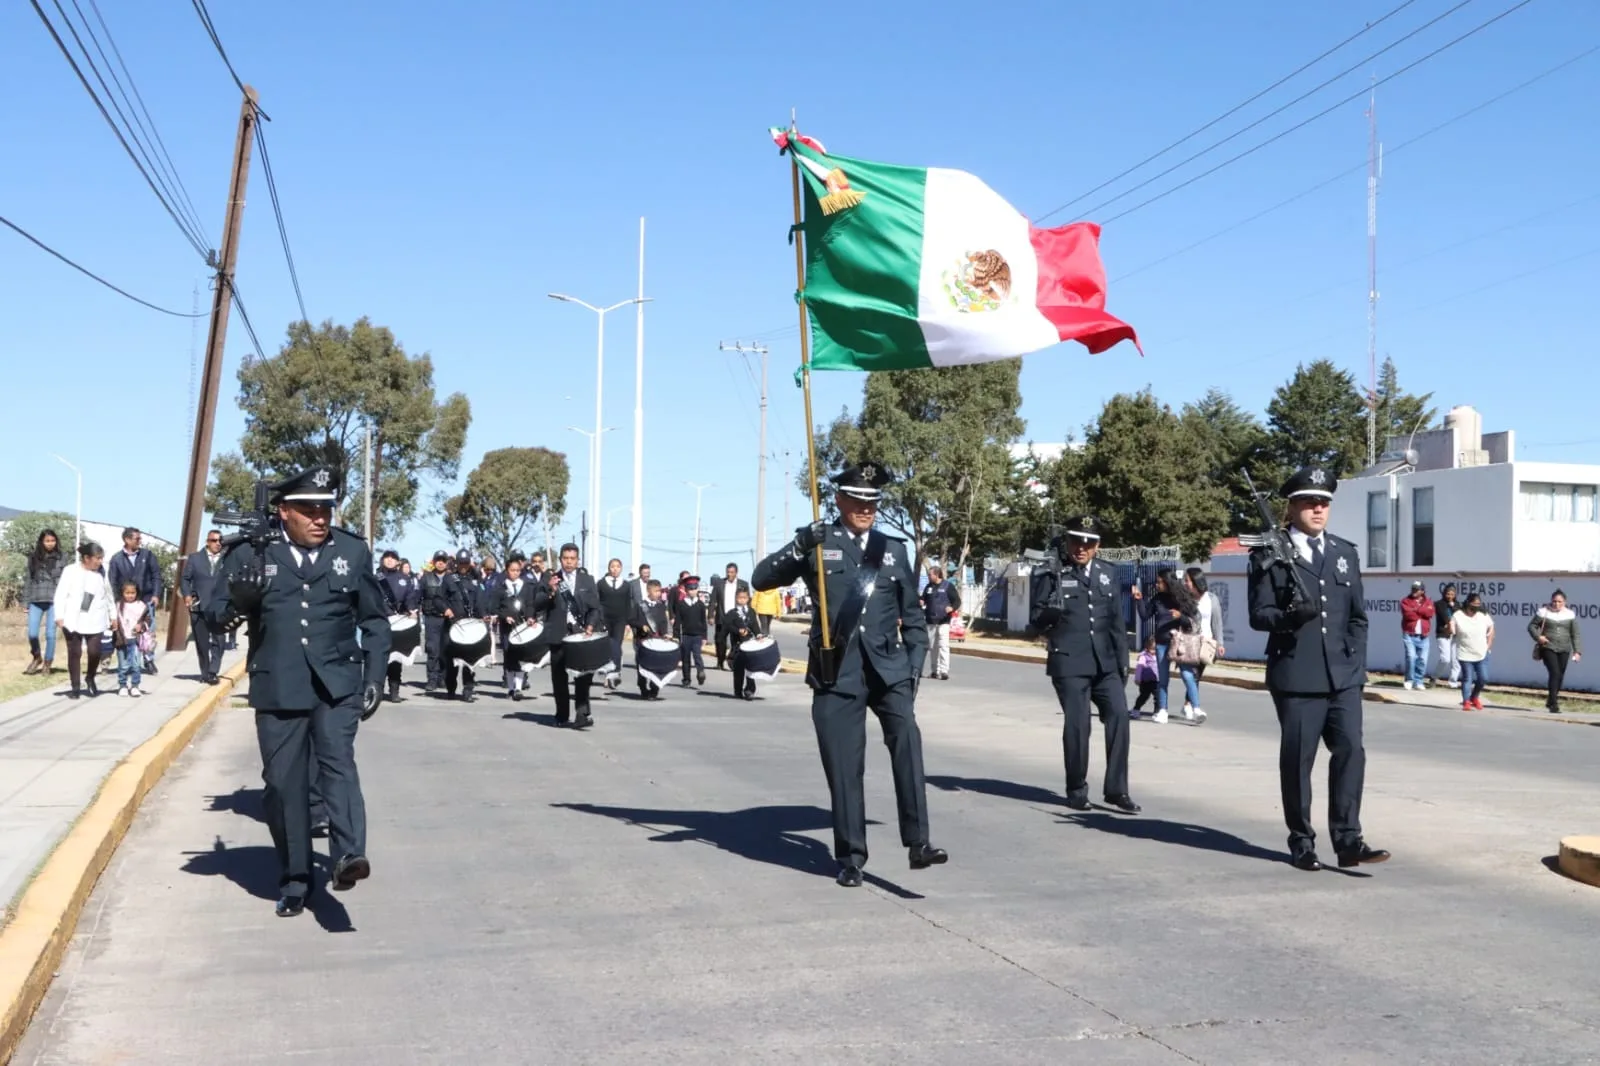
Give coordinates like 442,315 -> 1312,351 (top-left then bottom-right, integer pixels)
1,212 -> 207,317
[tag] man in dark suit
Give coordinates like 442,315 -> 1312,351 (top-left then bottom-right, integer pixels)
208,465 -> 390,918
181,528 -> 226,683
753,462 -> 946,888
1248,465 -> 1388,873
110,526 -> 163,674
543,542 -> 603,728
596,557 -> 633,690
627,563 -> 654,614
1029,515 -> 1139,814
710,562 -> 750,670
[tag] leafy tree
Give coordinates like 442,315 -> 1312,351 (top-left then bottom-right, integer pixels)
210,318 -> 471,540
1077,390 -> 1230,560
204,452 -> 258,515
809,361 -> 1026,574
1263,359 -> 1369,478
1374,356 -> 1438,450
1181,388 -> 1271,535
0,511 -> 75,606
443,447 -> 570,561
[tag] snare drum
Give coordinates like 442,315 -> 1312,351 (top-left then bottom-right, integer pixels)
560,631 -> 612,677
733,635 -> 782,681
506,621 -> 549,671
445,618 -> 492,670
388,615 -> 421,665
635,637 -> 680,689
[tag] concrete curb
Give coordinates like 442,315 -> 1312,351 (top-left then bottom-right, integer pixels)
1558,836 -> 1600,888
0,660 -> 246,1063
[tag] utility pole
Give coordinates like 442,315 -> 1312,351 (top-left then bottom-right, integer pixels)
167,86 -> 258,653
1365,81 -> 1381,467
783,451 -> 791,535
632,217 -> 646,574
686,481 -> 712,575
720,341 -> 770,559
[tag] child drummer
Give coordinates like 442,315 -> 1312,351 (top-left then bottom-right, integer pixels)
631,579 -> 672,700
726,587 -> 760,700
497,556 -> 536,701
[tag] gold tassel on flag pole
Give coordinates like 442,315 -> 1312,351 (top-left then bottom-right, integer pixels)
789,119 -> 833,657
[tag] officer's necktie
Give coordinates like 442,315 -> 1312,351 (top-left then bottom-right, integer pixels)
1310,536 -> 1325,573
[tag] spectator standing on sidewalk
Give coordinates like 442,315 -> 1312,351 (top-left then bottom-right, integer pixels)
1450,593 -> 1494,711
181,530 -> 227,684
1433,584 -> 1461,689
1400,582 -> 1435,690
920,566 -> 962,681
108,528 -> 162,676
52,541 -> 113,699
1530,590 -> 1583,714
22,528 -> 66,675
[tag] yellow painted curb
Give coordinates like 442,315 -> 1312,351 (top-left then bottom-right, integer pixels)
0,660 -> 247,1063
1557,836 -> 1600,888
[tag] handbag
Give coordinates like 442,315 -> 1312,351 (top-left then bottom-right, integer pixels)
1533,618 -> 1546,661
1171,629 -> 1217,667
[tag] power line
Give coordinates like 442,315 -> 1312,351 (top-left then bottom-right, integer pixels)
1,212 -> 207,317
189,0 -> 270,120
1035,0 -> 1425,224
228,282 -> 270,365
1112,44 -> 1600,283
254,125 -> 310,326
1092,0 -> 1540,226
30,0 -> 212,261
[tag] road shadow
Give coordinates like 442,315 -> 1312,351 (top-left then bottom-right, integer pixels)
502,711 -> 568,728
927,774 -> 1068,808
551,801 -> 923,897
205,786 -> 267,825
179,838 -> 356,931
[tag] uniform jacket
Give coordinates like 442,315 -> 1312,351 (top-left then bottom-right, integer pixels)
181,550 -> 226,610
631,599 -> 672,641
443,572 -> 485,620
376,567 -> 419,615
419,570 -> 450,616
547,569 -> 603,638
1029,556 -> 1128,681
710,576 -> 751,627
209,529 -> 390,711
725,603 -> 758,647
596,574 -> 633,629
752,522 -> 927,693
495,577 -> 539,626
1248,531 -> 1368,695
672,595 -> 709,638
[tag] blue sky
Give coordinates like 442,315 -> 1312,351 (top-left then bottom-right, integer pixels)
3,0 -> 1596,575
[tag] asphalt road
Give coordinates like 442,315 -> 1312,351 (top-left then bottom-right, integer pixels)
15,634 -> 1600,1065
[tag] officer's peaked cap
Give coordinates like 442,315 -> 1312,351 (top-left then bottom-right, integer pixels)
1281,466 -> 1337,500
833,461 -> 893,501
454,549 -> 473,563
273,465 -> 339,503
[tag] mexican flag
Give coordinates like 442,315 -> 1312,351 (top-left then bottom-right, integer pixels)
772,128 -> 1139,372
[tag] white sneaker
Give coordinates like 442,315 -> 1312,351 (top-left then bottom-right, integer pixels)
117,685 -> 128,697
130,687 -> 142,698
1152,708 -> 1169,724
1180,703 -> 1195,721
1193,706 -> 1207,723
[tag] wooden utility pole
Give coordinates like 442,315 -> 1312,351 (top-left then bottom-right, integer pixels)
167,86 -> 258,652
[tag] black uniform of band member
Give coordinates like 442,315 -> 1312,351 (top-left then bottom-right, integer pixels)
208,465 -> 389,918
1028,515 -> 1140,813
725,593 -> 760,700
544,543 -> 603,728
419,550 -> 451,692
631,589 -> 672,699
752,462 -> 946,887
1247,466 -> 1389,872
377,548 -> 420,701
443,549 -> 485,701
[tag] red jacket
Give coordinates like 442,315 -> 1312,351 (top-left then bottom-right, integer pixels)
1400,594 -> 1435,637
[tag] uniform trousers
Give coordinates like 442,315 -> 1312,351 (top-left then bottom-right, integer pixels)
1051,671 -> 1131,799
547,643 -> 592,719
190,613 -> 222,679
812,654 -> 931,868
255,681 -> 365,899
730,640 -> 756,697
679,635 -> 706,681
422,615 -> 445,688
1271,686 -> 1365,855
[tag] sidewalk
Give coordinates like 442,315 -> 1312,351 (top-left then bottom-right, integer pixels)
0,646 -> 242,917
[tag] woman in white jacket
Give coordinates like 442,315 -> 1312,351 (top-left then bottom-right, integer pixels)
52,541 -> 113,699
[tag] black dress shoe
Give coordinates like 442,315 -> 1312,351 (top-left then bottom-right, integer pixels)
908,844 -> 948,869
1105,794 -> 1142,814
1063,794 -> 1092,811
1291,851 -> 1323,872
275,894 -> 306,917
310,820 -> 330,839
836,865 -> 864,888
331,854 -> 371,891
574,712 -> 594,729
1336,843 -> 1390,868
67,689 -> 80,700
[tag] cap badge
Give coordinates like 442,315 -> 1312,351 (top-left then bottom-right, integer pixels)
312,469 -> 331,488
1309,470 -> 1327,486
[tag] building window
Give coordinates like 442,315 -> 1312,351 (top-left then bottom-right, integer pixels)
1413,487 -> 1434,567
1367,491 -> 1388,568
1521,482 -> 1600,522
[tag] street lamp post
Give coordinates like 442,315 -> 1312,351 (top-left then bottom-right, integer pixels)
50,454 -> 82,550
566,425 -> 616,566
549,291 -> 652,572
605,505 -> 632,557
686,481 -> 712,576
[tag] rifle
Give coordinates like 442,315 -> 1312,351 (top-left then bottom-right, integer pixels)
1024,523 -> 1068,630
1239,468 -> 1313,609
213,480 -> 282,555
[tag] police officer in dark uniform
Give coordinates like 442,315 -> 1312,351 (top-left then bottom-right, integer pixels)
1029,515 -> 1140,813
1248,466 -> 1389,872
208,465 -> 389,918
752,462 -> 947,887
418,549 -> 451,692
443,548 -> 485,702
376,549 -> 419,702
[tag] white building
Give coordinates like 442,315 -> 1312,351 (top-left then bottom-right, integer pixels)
1327,405 -> 1600,574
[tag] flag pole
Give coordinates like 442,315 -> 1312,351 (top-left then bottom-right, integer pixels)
790,126 -> 833,656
